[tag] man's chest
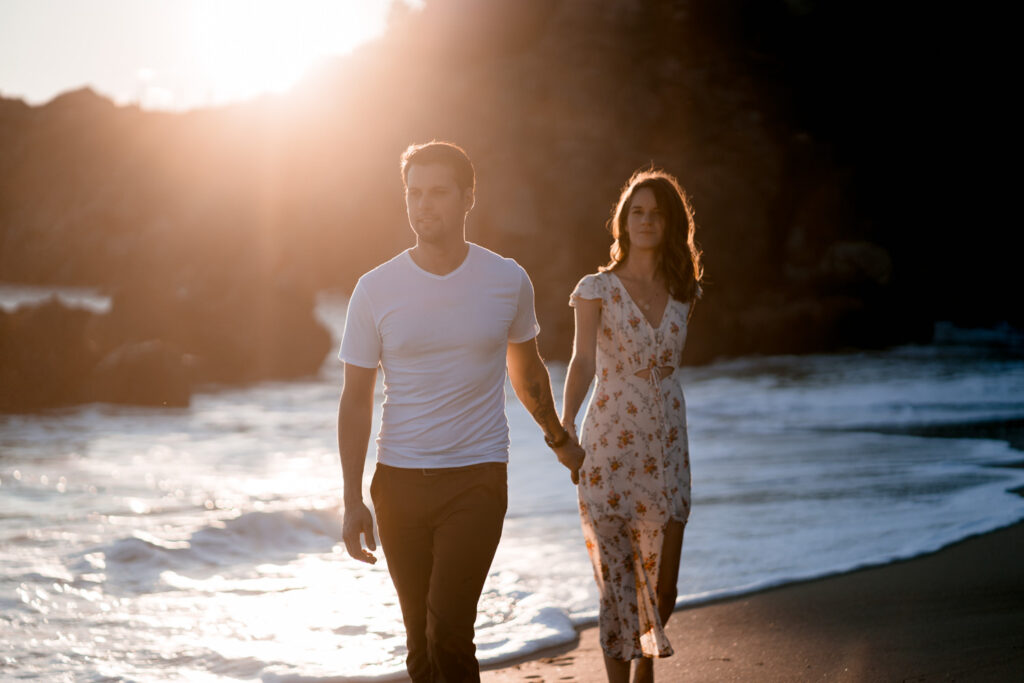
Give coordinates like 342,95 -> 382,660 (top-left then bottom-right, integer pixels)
377,287 -> 518,360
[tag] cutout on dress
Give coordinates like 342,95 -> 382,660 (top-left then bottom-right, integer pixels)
634,365 -> 675,380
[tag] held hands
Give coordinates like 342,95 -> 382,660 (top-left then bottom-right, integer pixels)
342,500 -> 377,564
555,417 -> 584,485
553,438 -> 585,485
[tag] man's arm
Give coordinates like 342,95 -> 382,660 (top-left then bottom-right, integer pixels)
338,362 -> 379,564
507,338 -> 585,483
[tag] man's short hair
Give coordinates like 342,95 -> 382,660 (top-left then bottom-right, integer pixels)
400,141 -> 476,192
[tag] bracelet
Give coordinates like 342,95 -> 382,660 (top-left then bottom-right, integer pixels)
544,425 -> 570,449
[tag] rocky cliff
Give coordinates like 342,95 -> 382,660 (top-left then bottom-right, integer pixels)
1,0 -> 1014,392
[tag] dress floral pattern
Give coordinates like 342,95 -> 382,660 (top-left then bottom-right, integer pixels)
570,270 -> 693,661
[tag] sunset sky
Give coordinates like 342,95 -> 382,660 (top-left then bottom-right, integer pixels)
0,0 -> 406,111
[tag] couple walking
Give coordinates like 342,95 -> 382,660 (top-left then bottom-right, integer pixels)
338,141 -> 703,683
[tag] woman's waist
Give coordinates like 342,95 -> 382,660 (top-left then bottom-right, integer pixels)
595,365 -> 678,387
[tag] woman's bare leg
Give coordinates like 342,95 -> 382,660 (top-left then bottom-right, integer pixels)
633,656 -> 654,683
610,521 -> 686,683
633,520 -> 686,682
657,520 -> 685,626
604,654 -> 630,683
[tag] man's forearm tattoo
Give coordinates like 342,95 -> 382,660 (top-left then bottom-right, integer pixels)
526,378 -> 561,435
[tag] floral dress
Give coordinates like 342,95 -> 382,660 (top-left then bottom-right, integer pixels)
570,270 -> 694,661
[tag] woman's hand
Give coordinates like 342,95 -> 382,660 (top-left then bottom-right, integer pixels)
561,416 -> 578,443
553,439 -> 585,485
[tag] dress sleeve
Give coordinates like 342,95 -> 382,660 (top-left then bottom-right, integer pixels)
569,273 -> 604,308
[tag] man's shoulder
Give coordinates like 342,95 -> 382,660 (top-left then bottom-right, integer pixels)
469,243 -> 529,279
356,250 -> 411,290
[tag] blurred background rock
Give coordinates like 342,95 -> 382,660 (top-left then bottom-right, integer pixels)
1,0 -> 1015,411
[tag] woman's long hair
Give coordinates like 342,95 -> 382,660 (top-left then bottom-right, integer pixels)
602,168 -> 704,304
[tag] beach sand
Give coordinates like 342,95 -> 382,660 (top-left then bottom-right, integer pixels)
479,420 -> 1024,682
480,519 -> 1024,682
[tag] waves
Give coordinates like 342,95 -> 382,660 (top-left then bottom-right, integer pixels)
3,343 -> 1024,680
68,508 -> 343,591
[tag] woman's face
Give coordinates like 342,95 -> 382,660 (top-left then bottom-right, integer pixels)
624,187 -> 665,252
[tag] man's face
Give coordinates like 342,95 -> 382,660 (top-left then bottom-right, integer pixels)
404,163 -> 473,245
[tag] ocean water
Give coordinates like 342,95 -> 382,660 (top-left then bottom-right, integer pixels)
2,288 -> 1024,681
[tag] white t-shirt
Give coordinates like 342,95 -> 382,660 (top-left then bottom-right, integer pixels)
339,243 -> 540,468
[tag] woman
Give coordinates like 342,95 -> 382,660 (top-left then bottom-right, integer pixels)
561,168 -> 703,683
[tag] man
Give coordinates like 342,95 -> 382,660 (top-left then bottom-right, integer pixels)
337,141 -> 585,682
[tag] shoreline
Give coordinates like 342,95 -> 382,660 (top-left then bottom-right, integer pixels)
855,417 -> 1024,454
481,518 -> 1024,681
479,417 -> 1024,681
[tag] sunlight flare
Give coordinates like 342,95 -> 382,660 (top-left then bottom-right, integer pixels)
188,0 -> 389,104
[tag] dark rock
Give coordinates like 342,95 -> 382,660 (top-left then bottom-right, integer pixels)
101,276 -> 332,385
684,290 -> 930,364
91,340 -> 193,407
819,241 -> 892,290
0,0 -> 1013,366
0,280 -> 331,412
183,279 -> 333,384
0,297 -> 101,411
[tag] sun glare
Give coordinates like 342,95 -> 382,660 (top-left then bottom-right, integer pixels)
187,0 -> 389,106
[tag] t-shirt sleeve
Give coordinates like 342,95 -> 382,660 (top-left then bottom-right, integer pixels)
508,266 -> 541,343
338,279 -> 381,368
569,273 -> 603,307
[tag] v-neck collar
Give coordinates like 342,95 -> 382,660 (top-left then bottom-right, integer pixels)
609,271 -> 671,330
404,243 -> 474,280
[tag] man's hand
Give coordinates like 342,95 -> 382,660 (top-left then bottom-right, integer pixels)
342,500 -> 377,564
553,439 -> 585,485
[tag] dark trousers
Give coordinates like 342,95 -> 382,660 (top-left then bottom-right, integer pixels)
371,462 -> 507,683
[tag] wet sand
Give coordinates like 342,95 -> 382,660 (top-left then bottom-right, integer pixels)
481,419 -> 1024,682
480,519 -> 1024,682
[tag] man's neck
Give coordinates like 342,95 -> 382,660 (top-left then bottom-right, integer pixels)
410,239 -> 470,277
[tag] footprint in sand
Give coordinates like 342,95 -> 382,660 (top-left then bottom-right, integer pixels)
539,655 -> 575,667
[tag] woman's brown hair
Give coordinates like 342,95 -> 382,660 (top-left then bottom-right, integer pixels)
603,168 -> 703,304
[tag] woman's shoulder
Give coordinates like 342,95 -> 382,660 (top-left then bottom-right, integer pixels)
569,271 -> 608,305
580,270 -> 612,286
